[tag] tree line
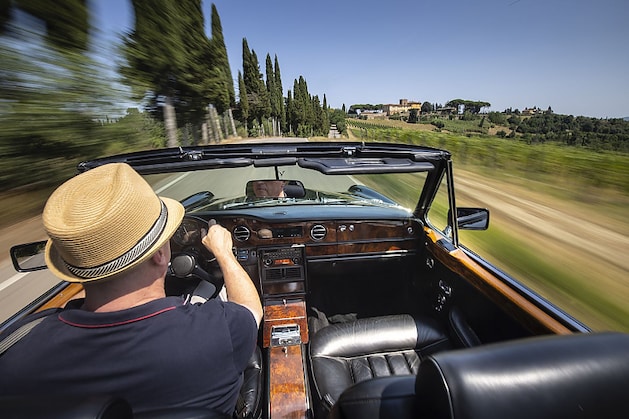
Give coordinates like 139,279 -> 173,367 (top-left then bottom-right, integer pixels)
349,98 -> 628,153
487,112 -> 629,152
122,1 -> 332,143
0,1 -> 337,191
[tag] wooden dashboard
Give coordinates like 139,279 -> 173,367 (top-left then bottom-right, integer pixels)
218,217 -> 421,258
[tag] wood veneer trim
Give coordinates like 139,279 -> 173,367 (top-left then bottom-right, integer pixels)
268,345 -> 308,418
424,227 -> 572,335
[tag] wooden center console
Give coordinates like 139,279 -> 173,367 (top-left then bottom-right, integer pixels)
263,299 -> 310,419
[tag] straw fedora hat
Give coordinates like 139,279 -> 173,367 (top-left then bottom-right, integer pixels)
43,163 -> 184,283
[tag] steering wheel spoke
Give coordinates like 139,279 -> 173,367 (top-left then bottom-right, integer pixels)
169,251 -> 223,300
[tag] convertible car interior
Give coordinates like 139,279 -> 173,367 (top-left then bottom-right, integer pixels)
3,142 -> 628,418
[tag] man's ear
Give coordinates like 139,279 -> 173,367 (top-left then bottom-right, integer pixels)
151,245 -> 169,265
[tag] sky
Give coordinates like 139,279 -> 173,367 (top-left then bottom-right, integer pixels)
92,0 -> 629,119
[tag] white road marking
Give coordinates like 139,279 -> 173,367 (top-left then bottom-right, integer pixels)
0,272 -> 29,292
154,172 -> 192,194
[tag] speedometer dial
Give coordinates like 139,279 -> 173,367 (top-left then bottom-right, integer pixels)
172,218 -> 202,246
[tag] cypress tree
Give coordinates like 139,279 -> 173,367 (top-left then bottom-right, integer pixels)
322,94 -> 330,134
177,0 -> 214,133
274,55 -> 286,133
292,79 -> 304,132
122,0 -> 218,146
286,90 -> 294,134
210,4 -> 235,110
242,38 -> 270,129
266,53 -> 283,136
253,49 -> 271,124
266,54 -> 277,118
122,0 -> 186,146
238,70 -> 249,128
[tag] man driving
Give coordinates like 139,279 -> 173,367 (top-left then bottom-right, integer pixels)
0,163 -> 263,415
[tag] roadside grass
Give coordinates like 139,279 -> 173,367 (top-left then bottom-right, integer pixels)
357,161 -> 629,332
459,228 -> 629,332
0,186 -> 58,230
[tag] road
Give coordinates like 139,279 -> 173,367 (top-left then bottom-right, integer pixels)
0,217 -> 56,324
455,170 -> 628,274
1,140 -> 627,329
454,169 -> 629,330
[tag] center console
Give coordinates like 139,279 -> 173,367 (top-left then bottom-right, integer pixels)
259,245 -> 306,298
260,245 -> 310,418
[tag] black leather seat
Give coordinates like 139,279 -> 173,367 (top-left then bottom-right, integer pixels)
308,314 -> 450,415
415,332 -> 629,419
329,375 -> 416,419
238,345 -> 263,419
329,332 -> 629,419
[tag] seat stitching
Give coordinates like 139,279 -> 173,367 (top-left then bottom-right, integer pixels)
366,356 -> 375,380
313,349 -> 420,361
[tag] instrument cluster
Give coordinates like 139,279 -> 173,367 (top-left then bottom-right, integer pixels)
171,216 -> 207,248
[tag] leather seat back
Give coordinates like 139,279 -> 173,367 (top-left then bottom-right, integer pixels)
416,332 -> 629,419
238,345 -> 263,419
329,375 -> 417,419
329,332 -> 629,419
309,314 -> 450,413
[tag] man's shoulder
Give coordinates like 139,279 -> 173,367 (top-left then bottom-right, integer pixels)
0,307 -> 62,338
187,299 -> 257,335
188,298 -> 255,320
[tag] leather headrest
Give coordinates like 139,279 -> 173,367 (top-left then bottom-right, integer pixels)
310,314 -> 447,358
415,332 -> 629,419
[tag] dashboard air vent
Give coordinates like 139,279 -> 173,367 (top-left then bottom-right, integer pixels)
310,224 -> 327,241
233,225 -> 251,242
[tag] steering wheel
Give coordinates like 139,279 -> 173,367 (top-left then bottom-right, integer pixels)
169,251 -> 223,300
167,216 -> 225,300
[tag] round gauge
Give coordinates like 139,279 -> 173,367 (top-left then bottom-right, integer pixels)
172,218 -> 202,246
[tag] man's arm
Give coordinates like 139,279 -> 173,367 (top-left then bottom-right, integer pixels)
202,220 -> 263,327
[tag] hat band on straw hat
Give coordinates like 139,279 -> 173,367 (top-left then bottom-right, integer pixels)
64,200 -> 168,279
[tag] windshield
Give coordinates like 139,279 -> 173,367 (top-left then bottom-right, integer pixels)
143,166 -> 427,213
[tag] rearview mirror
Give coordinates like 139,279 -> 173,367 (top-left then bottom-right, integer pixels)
246,180 -> 306,198
10,241 -> 48,272
449,207 -> 490,230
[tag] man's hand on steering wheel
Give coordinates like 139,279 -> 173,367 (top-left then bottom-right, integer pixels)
201,219 -> 233,259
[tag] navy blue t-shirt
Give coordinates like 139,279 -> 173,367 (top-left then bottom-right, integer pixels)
0,296 -> 258,414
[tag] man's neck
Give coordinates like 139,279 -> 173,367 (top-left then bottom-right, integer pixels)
81,272 -> 166,312
82,287 -> 166,312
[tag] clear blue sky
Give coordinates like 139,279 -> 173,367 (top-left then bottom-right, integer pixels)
93,0 -> 629,119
